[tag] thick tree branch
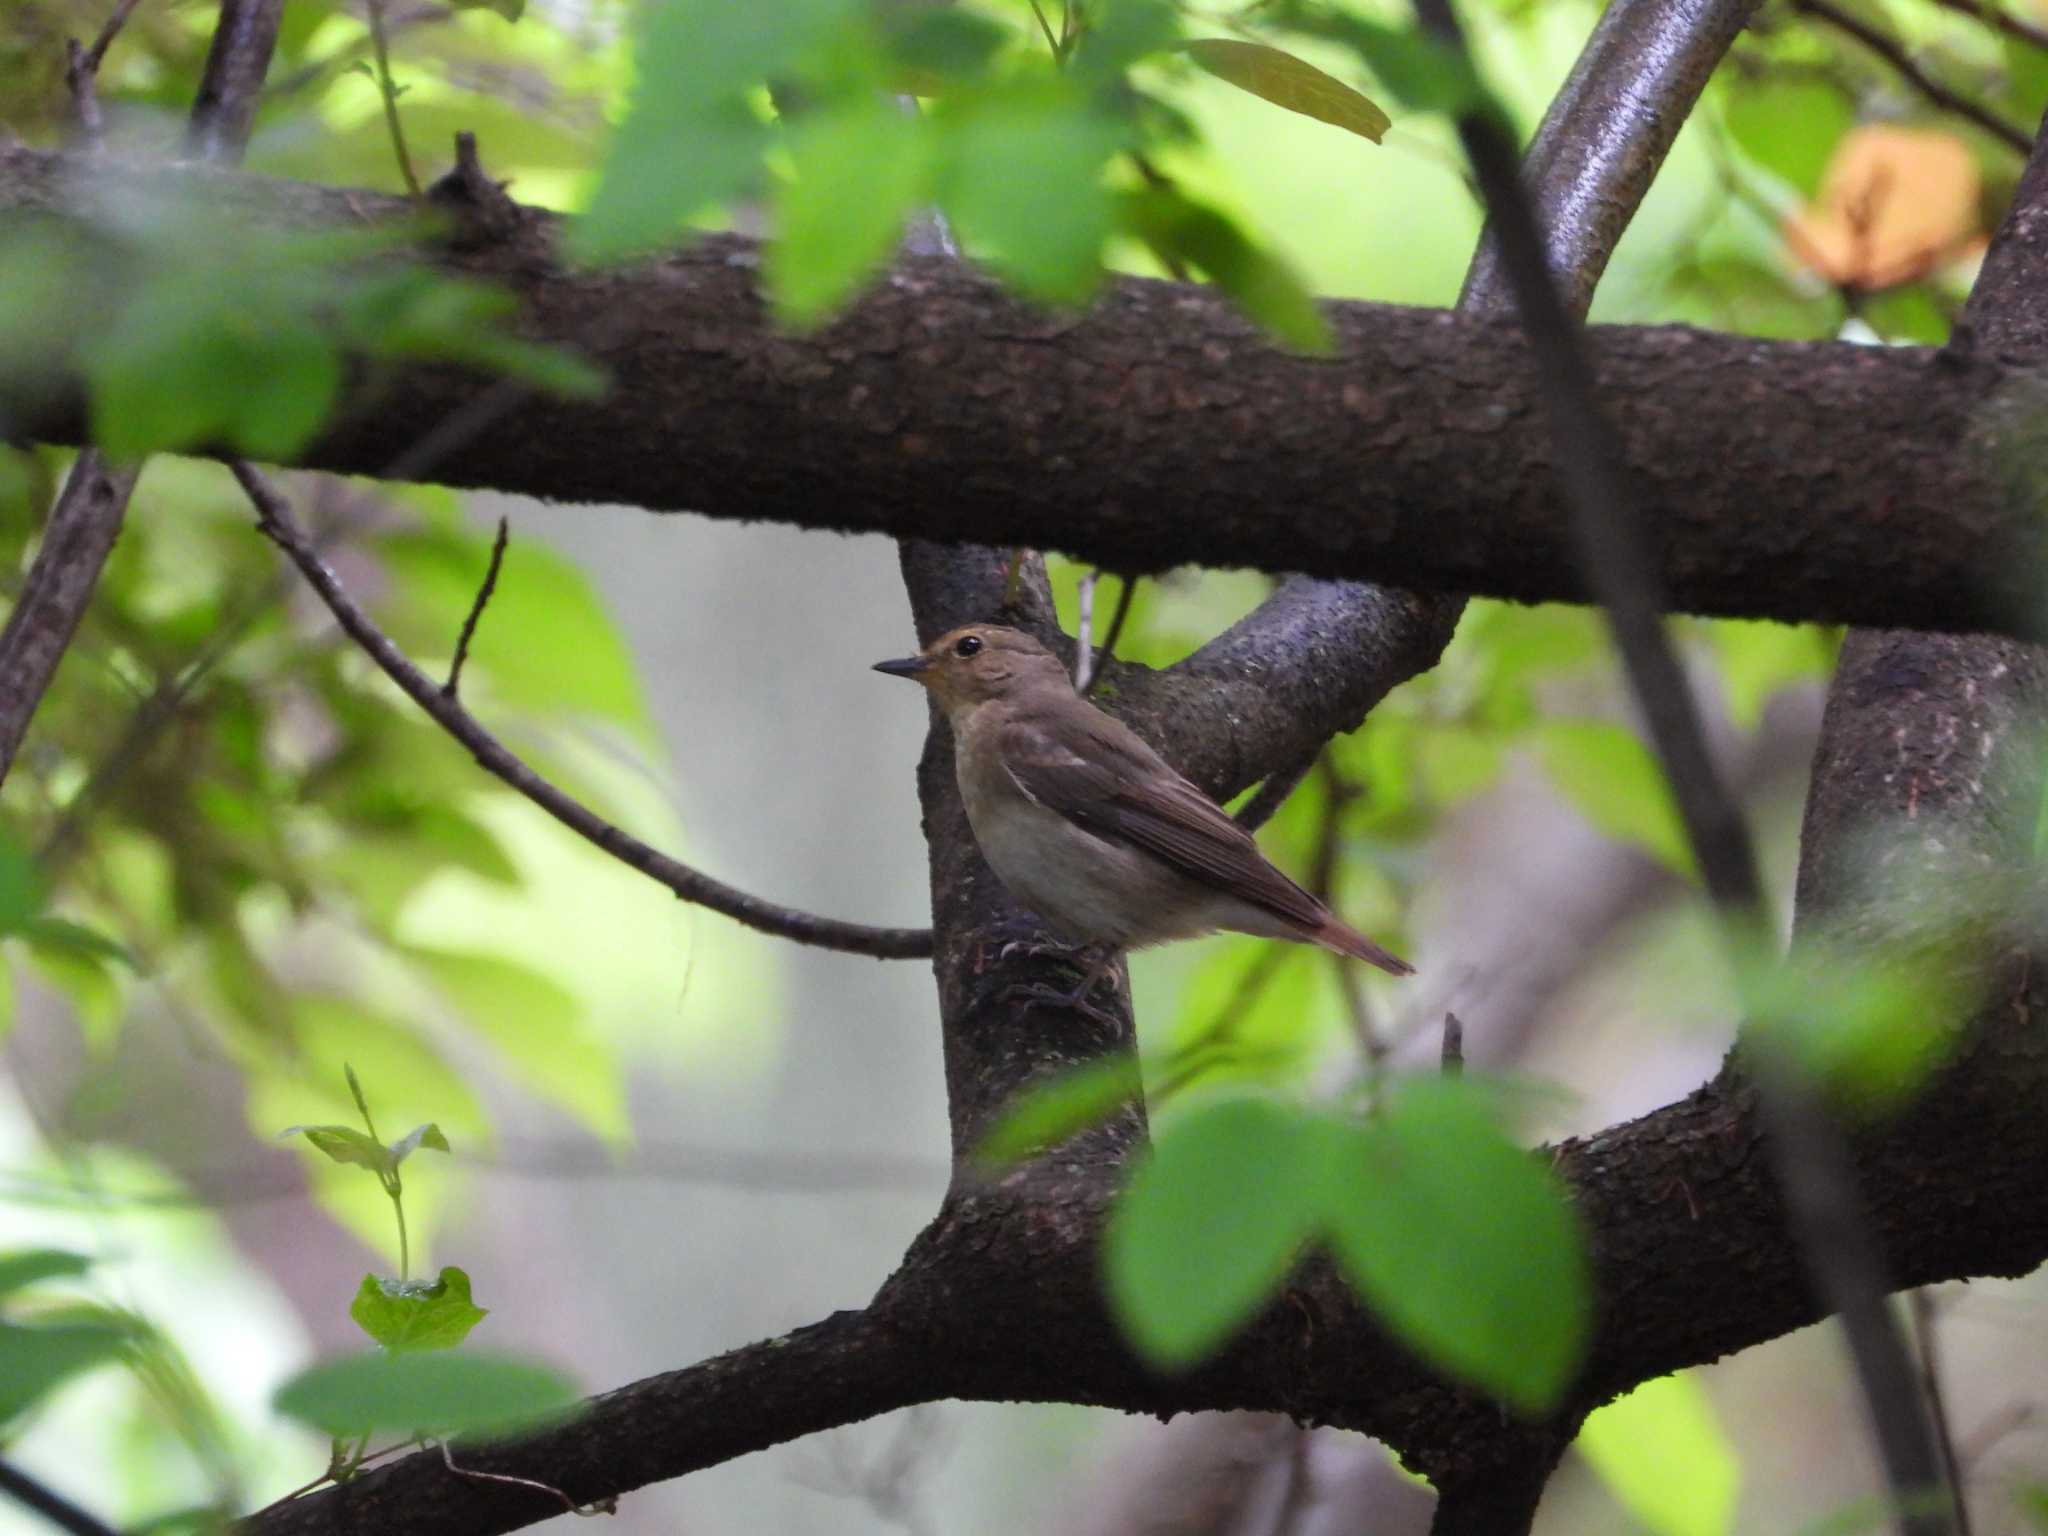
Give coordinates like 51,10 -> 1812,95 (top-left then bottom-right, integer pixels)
4,144 -> 2047,641
247,1307 -> 932,1536
236,464 -> 932,958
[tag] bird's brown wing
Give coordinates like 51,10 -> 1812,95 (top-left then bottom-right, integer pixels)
997,709 -> 1328,930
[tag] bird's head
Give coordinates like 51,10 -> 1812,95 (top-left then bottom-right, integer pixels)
872,624 -> 1071,714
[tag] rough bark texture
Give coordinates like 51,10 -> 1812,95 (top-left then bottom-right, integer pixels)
5,143 -> 2048,639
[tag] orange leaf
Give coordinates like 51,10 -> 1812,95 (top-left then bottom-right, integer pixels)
1784,125 -> 1982,291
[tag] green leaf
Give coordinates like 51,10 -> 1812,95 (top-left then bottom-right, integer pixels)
1536,719 -> 1696,880
402,946 -> 627,1142
976,1057 -> 1142,1167
1104,1096 -> 1320,1367
0,830 -> 46,934
936,83 -> 1125,304
349,1266 -> 487,1352
1067,0 -> 1182,83
1579,1374 -> 1741,1536
572,0 -> 860,262
0,1250 -> 92,1297
1182,40 -> 1388,142
1723,77 -> 1851,199
17,917 -> 135,970
1300,15 -> 1490,119
1322,1080 -> 1589,1413
274,1348 -> 577,1437
1742,943 -> 1963,1109
230,319 -> 344,459
2017,1484 -> 2048,1531
449,0 -> 524,18
880,7 -> 1008,91
390,1123 -> 451,1165
282,1124 -> 392,1175
1708,619 -> 1834,733
771,101 -> 929,326
1119,188 -> 1330,353
0,1320 -> 129,1422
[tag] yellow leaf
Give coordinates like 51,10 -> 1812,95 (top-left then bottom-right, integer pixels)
1182,39 -> 1390,144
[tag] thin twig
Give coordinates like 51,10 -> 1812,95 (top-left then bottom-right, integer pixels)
1409,0 -> 1956,1528
1234,748 -> 1319,832
1927,0 -> 2048,56
63,40 -> 107,144
364,0 -> 424,195
81,0 -> 147,71
1072,568 -> 1098,691
1911,1292 -> 1973,1536
444,515 -> 507,697
1083,575 -> 1137,699
1793,0 -> 2031,156
439,1441 -> 613,1517
233,464 -> 933,960
0,1457 -> 119,1536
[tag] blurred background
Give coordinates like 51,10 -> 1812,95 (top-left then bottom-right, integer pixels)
1,0 -> 2044,1530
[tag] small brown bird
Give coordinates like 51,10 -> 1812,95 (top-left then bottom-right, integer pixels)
874,624 -> 1412,1009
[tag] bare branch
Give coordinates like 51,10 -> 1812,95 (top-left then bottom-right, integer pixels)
443,514 -> 507,697
234,464 -> 933,959
0,1456 -> 120,1536
248,1307 -> 932,1536
1793,0 -> 2031,157
1927,0 -> 2048,59
186,0 -> 286,160
0,457 -> 136,786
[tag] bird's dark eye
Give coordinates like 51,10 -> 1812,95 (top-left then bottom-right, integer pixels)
954,634 -> 983,659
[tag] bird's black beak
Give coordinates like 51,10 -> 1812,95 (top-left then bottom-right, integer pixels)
872,654 -> 932,680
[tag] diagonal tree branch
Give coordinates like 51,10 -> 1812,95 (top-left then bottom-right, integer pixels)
246,1306 -> 935,1536
1130,0 -> 1766,806
235,464 -> 932,959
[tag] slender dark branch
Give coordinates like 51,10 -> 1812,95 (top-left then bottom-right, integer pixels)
1232,747 -> 1319,832
0,1457 -> 119,1536
364,0 -> 424,195
1793,0 -> 2031,156
62,40 -> 108,144
1927,0 -> 2048,58
1910,1293 -> 1973,1536
80,0 -> 147,71
1411,0 -> 1955,1527
443,514 -> 507,697
233,464 -> 933,959
1080,574 -> 1137,699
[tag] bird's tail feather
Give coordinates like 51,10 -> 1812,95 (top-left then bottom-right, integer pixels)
1311,917 -> 1415,977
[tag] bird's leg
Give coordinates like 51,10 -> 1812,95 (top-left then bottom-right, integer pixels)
997,943 -> 1124,1024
